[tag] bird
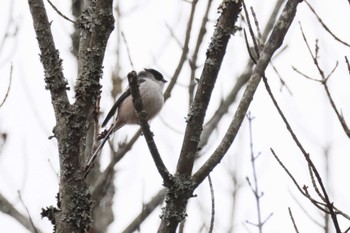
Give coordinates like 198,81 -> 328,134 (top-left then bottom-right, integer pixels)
101,68 -> 167,131
84,68 -> 167,177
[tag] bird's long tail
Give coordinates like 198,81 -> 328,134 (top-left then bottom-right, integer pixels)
84,123 -> 115,178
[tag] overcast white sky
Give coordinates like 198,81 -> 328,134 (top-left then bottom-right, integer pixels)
0,0 -> 350,232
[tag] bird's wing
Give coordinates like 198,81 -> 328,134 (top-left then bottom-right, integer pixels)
101,78 -> 145,127
101,89 -> 131,127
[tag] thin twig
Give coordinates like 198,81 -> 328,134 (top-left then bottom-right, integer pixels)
305,0 -> 350,47
323,78 -> 350,139
288,207 -> 300,233
345,56 -> 350,75
289,190 -> 323,228
270,61 -> 293,94
122,189 -> 166,233
121,31 -> 135,70
0,193 -> 43,233
250,6 -> 262,48
242,0 -> 260,59
308,164 -> 326,204
163,0 -> 198,101
18,191 -> 40,233
292,66 -> 321,82
165,23 -> 185,51
92,129 -> 142,196
208,174 -> 215,233
46,0 -> 75,24
84,123 -> 115,178
262,75 -> 341,232
271,149 -> 330,213
188,0 -> 213,105
297,24 -> 350,139
243,29 -> 257,64
246,112 -> 264,233
0,1 -> 18,56
0,64 -> 13,108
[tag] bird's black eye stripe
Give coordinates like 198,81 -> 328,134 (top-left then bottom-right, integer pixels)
145,68 -> 164,81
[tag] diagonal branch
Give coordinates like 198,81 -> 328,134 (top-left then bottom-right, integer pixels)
262,71 -> 341,231
177,0 -> 242,177
0,193 -> 43,233
193,0 -> 303,186
305,0 -> 350,47
199,0 -> 285,149
28,0 -> 70,117
188,0 -> 213,105
121,189 -> 166,233
164,0 -> 199,101
127,71 -> 173,186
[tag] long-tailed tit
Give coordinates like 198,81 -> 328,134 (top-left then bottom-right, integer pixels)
102,68 -> 167,131
84,68 -> 167,177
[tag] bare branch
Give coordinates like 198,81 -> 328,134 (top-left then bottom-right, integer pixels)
163,0 -> 199,101
127,71 -> 173,186
289,191 -> 324,228
122,189 -> 166,233
288,207 -> 300,233
121,31 -> 135,70
242,1 -> 260,59
0,193 -> 43,233
296,25 -> 350,139
91,129 -> 142,196
193,0 -> 302,186
28,0 -> 115,232
305,0 -> 350,47
46,0 -> 75,24
271,149 -> 330,214
199,0 -> 285,149
250,6 -> 262,44
345,56 -> 350,75
17,192 -> 40,233
208,174 -> 215,233
28,0 -> 70,116
0,64 -> 12,108
245,112 -> 272,233
323,79 -> 350,139
262,75 -> 341,232
292,66 -> 321,82
188,0 -> 213,105
177,0 -> 242,177
0,1 -> 18,59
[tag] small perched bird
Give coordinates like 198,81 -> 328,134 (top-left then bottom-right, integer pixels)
84,68 -> 167,177
102,68 -> 167,131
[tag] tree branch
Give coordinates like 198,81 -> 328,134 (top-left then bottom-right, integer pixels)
305,0 -> 350,47
193,0 -> 302,186
199,0 -> 285,149
188,0 -> 213,105
27,0 -> 70,117
28,0 -> 115,232
0,193 -> 43,233
127,71 -> 173,186
163,0 -> 199,101
122,189 -> 166,233
177,0 -> 242,177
